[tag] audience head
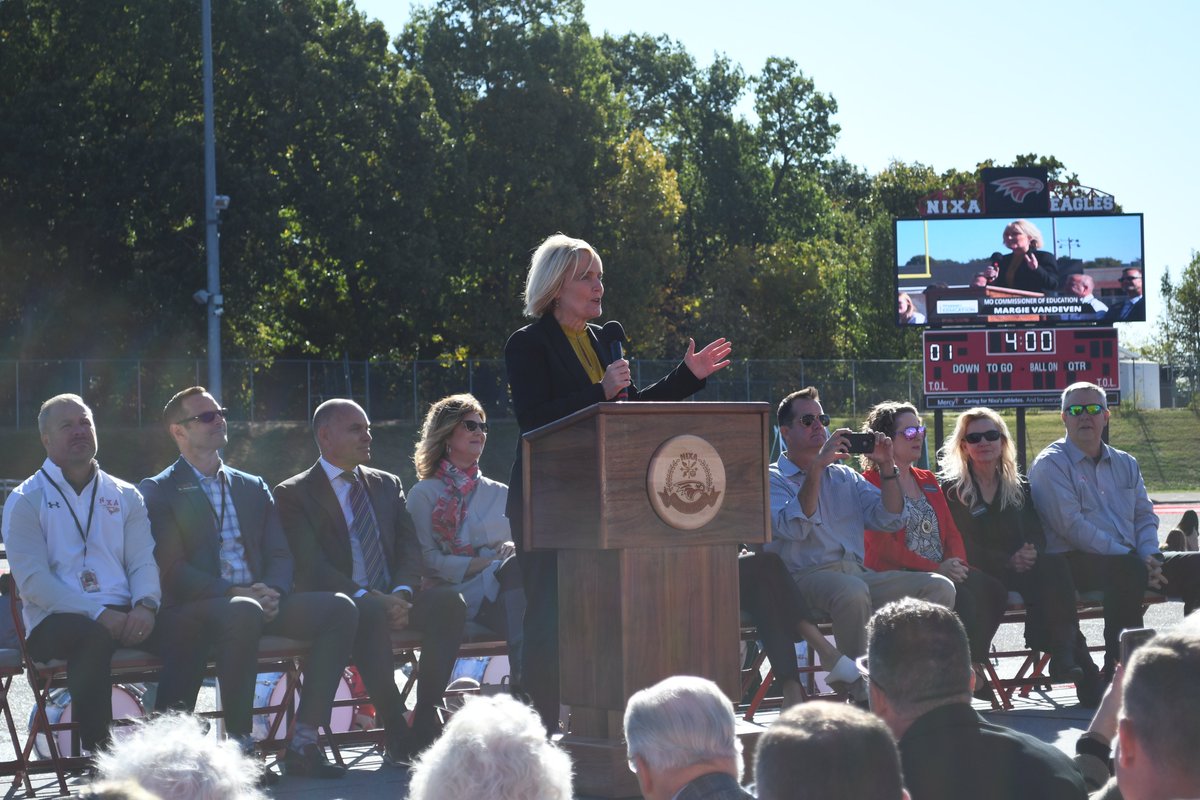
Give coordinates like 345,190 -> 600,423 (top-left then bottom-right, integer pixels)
79,781 -> 161,800
866,599 -> 972,737
38,393 -> 97,468
163,386 -> 228,458
1065,273 -> 1096,299
522,233 -> 601,319
1120,268 -> 1144,297
1059,382 -> 1109,455
408,694 -> 573,800
862,401 -> 921,469
624,676 -> 741,800
777,387 -> 829,460
937,407 -> 1023,511
312,398 -> 372,471
92,713 -> 265,800
1003,219 -> 1043,251
754,702 -> 906,800
1115,613 -> 1200,800
414,393 -> 487,479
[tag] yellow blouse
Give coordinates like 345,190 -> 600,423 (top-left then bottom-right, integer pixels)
562,325 -> 604,384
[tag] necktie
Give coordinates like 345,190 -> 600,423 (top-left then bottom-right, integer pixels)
343,471 -> 388,592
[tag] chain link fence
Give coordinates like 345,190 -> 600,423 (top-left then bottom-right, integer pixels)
0,357 -> 1194,428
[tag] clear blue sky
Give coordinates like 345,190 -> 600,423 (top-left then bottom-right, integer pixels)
897,215 -> 1144,265
353,0 -> 1199,346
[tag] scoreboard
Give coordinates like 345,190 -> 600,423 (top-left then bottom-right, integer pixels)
923,328 -> 1120,409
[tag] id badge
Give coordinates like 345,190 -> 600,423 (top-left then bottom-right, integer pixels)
79,568 -> 100,593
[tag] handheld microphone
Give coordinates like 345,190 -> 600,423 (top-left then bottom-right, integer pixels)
600,320 -> 628,400
989,252 -> 1004,268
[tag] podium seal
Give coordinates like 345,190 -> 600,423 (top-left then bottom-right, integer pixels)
646,434 -> 726,530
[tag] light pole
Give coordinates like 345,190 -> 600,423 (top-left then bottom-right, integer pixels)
200,0 -> 224,402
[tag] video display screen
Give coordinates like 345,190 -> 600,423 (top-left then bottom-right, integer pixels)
894,214 -> 1145,328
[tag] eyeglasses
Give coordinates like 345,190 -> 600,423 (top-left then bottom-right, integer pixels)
964,430 -> 1002,444
461,420 -> 489,433
176,408 -> 228,425
795,414 -> 831,428
900,425 -> 926,440
854,655 -> 880,692
1118,275 -> 1140,282
1066,404 -> 1106,417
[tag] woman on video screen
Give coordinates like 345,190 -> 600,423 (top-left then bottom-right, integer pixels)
992,219 -> 1058,293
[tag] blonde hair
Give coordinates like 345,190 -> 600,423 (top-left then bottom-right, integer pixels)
936,407 -> 1025,511
414,393 -> 486,479
522,234 -> 599,318
1006,219 -> 1044,250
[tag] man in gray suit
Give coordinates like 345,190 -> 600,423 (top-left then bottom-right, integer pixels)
274,399 -> 467,764
140,386 -> 357,780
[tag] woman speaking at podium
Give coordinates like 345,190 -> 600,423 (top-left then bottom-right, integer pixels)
504,233 -> 731,733
993,219 -> 1059,293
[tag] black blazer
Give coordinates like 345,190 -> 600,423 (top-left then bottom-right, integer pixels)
1102,296 -> 1145,323
944,478 -> 1046,578
994,249 -> 1059,293
140,456 -> 293,607
274,462 -> 422,596
503,313 -> 706,532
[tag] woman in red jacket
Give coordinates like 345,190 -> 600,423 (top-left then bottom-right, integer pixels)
861,402 -> 1008,684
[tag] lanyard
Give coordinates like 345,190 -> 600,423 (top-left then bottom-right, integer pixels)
39,467 -> 100,556
201,472 -> 227,533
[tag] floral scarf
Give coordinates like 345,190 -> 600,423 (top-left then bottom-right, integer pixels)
430,459 -> 480,556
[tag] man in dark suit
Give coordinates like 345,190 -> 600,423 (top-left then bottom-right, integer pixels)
274,398 -> 467,764
141,386 -> 357,780
866,598 -> 1086,800
1102,268 -> 1146,323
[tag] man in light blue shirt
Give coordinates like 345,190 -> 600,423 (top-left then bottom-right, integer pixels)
767,387 -> 955,662
1030,381 -> 1200,675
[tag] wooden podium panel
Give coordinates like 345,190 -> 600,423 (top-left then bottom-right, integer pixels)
521,402 -> 770,798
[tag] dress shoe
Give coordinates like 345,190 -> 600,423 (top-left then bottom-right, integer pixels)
1048,654 -> 1085,683
256,763 -> 280,787
282,744 -> 346,779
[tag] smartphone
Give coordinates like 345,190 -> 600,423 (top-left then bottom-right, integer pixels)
1120,627 -> 1155,664
843,432 -> 876,455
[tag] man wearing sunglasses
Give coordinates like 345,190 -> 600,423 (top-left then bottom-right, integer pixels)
1102,268 -> 1146,323
1030,382 -> 1200,678
275,398 -> 467,765
767,388 -> 956,679
141,386 -> 358,781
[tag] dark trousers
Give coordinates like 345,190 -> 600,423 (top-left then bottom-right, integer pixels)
26,612 -> 167,753
516,546 -> 559,733
1004,553 -> 1081,657
1156,551 -> 1200,613
955,567 -> 1009,663
350,586 -> 466,733
738,551 -> 813,683
472,557 -> 525,687
154,592 -> 357,737
1064,552 -> 1148,668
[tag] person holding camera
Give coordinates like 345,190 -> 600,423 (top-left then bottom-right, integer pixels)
767,388 -> 955,673
860,402 -> 1008,695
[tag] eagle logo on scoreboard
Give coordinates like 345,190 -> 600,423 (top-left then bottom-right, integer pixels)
646,434 -> 725,530
990,176 -> 1045,204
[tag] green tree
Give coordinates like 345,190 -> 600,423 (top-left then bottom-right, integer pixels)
1152,252 -> 1200,367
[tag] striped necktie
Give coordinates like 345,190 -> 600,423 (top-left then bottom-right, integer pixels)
343,471 -> 388,592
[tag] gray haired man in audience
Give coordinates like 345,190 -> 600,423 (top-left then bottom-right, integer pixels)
623,675 -> 752,800
866,598 -> 1087,800
754,703 -> 908,800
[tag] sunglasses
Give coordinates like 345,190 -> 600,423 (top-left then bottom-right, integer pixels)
1118,275 -> 1140,282
1066,403 -> 1106,417
177,408 -> 228,425
900,425 -> 926,440
461,419 -> 489,433
964,430 -> 1002,444
795,413 -> 831,428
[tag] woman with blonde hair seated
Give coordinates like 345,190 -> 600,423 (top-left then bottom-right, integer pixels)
408,393 -> 525,688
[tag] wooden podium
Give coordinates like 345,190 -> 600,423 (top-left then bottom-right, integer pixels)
522,402 -> 771,797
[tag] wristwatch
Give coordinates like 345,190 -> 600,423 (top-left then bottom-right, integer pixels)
135,597 -> 160,614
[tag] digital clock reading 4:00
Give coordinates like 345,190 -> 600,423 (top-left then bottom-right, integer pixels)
927,330 -> 1057,362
